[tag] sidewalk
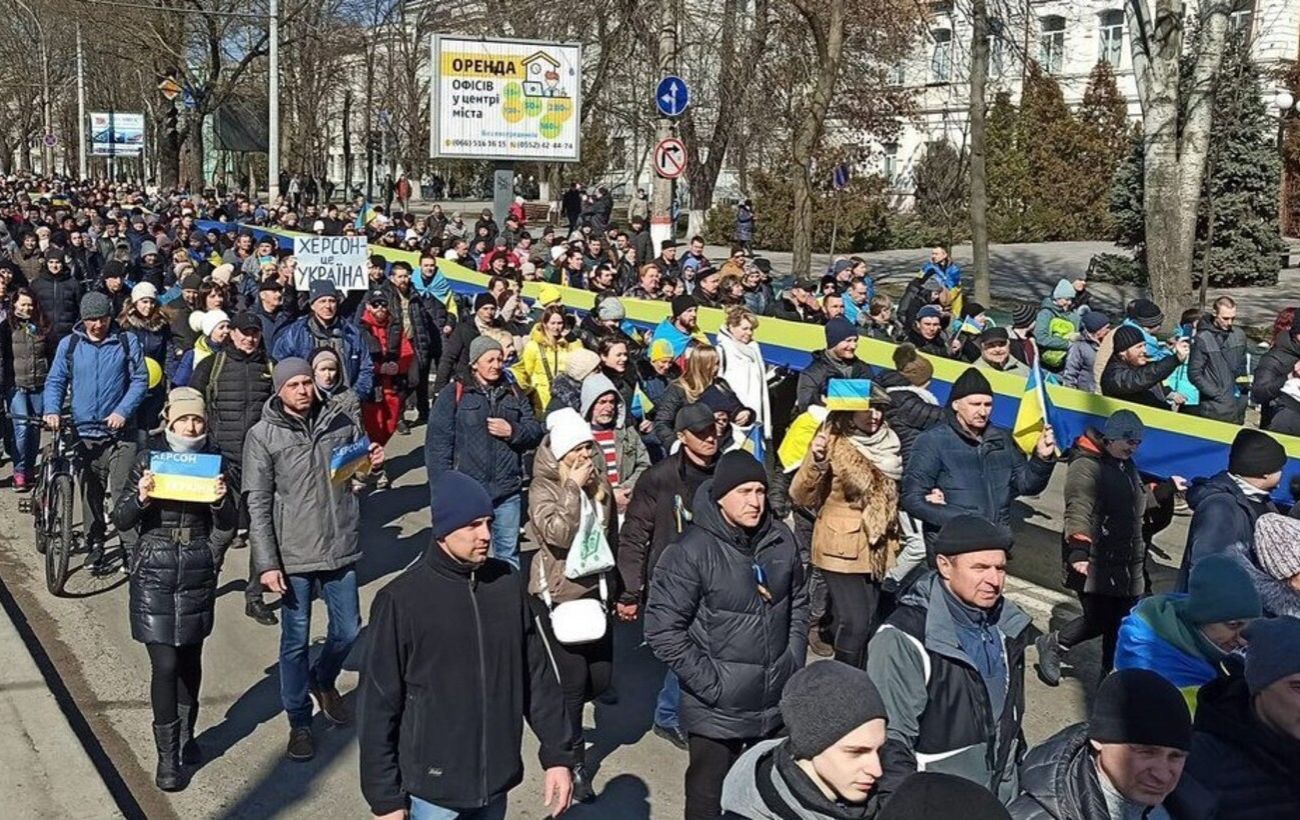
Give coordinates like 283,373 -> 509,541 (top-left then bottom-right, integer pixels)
0,593 -> 123,819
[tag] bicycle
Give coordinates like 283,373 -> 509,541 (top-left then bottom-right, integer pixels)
17,415 -> 83,596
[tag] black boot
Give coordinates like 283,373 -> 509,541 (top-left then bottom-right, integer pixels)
571,750 -> 596,803
153,719 -> 186,791
177,703 -> 201,765
1035,631 -> 1063,687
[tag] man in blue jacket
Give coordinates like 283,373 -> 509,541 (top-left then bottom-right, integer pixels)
902,367 -> 1056,543
271,279 -> 373,400
425,335 -> 543,569
43,291 -> 148,573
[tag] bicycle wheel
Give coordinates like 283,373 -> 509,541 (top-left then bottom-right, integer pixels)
45,474 -> 74,596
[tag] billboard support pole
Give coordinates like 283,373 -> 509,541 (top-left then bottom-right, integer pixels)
76,24 -> 87,181
494,161 -> 514,230
268,0 -> 281,202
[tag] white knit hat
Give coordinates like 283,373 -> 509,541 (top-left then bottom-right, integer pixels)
131,282 -> 158,303
546,407 -> 594,459
200,309 -> 230,338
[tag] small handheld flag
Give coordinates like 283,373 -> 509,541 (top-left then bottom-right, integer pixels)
1012,340 -> 1059,456
824,379 -> 873,412
330,437 -> 373,485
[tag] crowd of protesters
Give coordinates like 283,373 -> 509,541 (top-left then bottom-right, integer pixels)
2,172 -> 1300,820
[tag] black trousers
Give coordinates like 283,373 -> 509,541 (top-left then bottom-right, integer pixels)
409,356 -> 433,422
1058,592 -> 1137,673
528,596 -> 613,752
146,642 -> 204,725
685,734 -> 763,820
821,570 -> 882,669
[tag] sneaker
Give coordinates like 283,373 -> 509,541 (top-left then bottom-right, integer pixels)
286,727 -> 314,762
652,723 -> 688,750
1034,632 -> 1063,687
86,543 -> 113,577
396,419 -> 410,436
245,599 -> 278,626
374,471 -> 390,490
310,681 -> 351,725
13,471 -> 28,492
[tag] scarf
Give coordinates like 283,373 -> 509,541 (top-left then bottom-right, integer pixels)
845,425 -> 903,480
412,268 -> 453,303
165,430 -> 208,453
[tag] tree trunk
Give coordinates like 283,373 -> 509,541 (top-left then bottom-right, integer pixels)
791,166 -> 815,275
158,106 -> 181,189
969,0 -> 991,305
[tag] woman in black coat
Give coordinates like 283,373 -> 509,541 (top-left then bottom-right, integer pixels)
113,387 -> 237,793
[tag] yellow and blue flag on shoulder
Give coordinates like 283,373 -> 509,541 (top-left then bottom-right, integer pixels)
739,424 -> 765,464
1012,340 -> 1060,455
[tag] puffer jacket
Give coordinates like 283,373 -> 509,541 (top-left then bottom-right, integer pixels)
30,268 -> 84,339
1062,430 -> 1151,597
42,323 -> 148,437
644,483 -> 808,740
113,439 -> 238,646
1033,297 -> 1078,369
1,319 -> 50,391
901,413 -> 1055,534
651,381 -> 694,447
424,375 -> 544,504
1186,675 -> 1300,820
1010,723 -> 1215,820
187,346 -> 274,468
877,370 -> 943,460
245,396 -> 367,576
513,326 -> 585,415
790,432 -> 901,578
795,350 -> 873,413
1188,318 -> 1248,423
1251,330 -> 1300,426
525,437 -> 619,605
1179,471 -> 1278,591
721,738 -> 881,820
616,450 -> 714,603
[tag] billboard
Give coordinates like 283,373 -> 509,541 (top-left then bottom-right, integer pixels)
90,112 -> 145,157
431,35 -> 581,163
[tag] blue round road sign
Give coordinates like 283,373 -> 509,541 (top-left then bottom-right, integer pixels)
656,76 -> 690,118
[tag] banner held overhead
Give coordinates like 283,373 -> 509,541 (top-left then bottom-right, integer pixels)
431,35 -> 582,163
292,235 -> 368,292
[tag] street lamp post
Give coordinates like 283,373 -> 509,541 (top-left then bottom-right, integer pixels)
1273,90 -> 1296,237
268,0 -> 280,203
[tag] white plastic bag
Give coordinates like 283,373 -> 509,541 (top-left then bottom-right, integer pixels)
564,492 -> 616,580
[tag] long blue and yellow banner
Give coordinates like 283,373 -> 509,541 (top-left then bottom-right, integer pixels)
198,219 -> 1300,502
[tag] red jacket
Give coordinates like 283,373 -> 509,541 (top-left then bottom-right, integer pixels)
360,308 -> 415,394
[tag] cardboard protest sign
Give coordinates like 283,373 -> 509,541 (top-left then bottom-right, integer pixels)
293,235 -> 368,292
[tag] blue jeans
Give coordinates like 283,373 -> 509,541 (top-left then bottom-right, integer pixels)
490,494 -> 522,570
655,669 -> 681,730
278,566 -> 361,728
409,794 -> 507,820
8,388 -> 44,476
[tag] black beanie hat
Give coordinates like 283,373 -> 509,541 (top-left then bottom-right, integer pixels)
1088,668 -> 1192,751
1228,428 -> 1286,477
781,661 -> 887,759
1128,298 -> 1164,329
473,292 -> 497,312
1111,324 -> 1146,355
709,451 -> 768,502
948,367 -> 993,404
933,514 -> 1013,556
1010,302 -> 1037,328
877,772 -> 1011,820
672,294 -> 697,318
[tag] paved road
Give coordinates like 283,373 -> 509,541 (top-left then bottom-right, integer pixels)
0,428 -> 1194,819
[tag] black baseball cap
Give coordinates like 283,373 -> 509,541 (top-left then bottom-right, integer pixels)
367,288 -> 390,306
230,312 -> 262,333
675,402 -> 717,435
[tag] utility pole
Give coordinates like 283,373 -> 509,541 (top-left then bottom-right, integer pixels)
650,0 -> 678,252
76,23 -> 87,180
268,0 -> 281,202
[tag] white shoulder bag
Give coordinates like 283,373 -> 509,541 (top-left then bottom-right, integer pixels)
538,559 -> 608,645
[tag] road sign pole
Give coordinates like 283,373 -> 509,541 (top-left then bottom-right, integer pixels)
76,24 -> 87,180
650,6 -> 678,253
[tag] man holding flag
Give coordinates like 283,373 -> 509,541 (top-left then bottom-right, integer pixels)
902,366 -> 1056,542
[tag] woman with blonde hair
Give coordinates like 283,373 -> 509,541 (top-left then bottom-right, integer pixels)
527,407 -> 617,804
651,342 -> 721,446
790,379 -> 902,668
514,303 -> 585,414
716,306 -> 773,443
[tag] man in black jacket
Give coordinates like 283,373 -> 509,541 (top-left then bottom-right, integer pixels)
1251,322 -> 1300,427
1188,297 -> 1248,423
31,247 -> 84,340
188,312 -> 276,626
645,451 -> 808,820
618,403 -> 719,749
1101,324 -> 1189,409
795,318 -> 872,413
358,470 -> 573,820
434,292 -> 496,393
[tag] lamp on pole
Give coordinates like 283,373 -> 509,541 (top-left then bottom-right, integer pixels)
1274,90 -> 1296,238
267,0 -> 280,203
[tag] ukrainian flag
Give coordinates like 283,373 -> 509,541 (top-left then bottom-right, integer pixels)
354,202 -> 374,230
825,379 -> 873,412
740,424 -> 766,463
1012,340 -> 1059,455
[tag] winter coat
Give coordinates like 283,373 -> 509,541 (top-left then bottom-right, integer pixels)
114,439 -> 238,646
1062,431 -> 1151,597
245,396 -> 367,577
580,374 -> 650,490
1033,298 -> 1079,369
901,414 -> 1055,534
876,371 -> 944,460
1179,471 -> 1278,591
904,327 -> 949,359
867,571 -> 1032,804
1100,353 -> 1181,409
1010,723 -> 1214,820
721,738 -> 882,820
795,350 -> 873,413
525,438 -> 619,605
616,450 -> 713,602
359,308 -> 415,399
1267,386 -> 1300,436
42,324 -> 148,438
30,269 -> 84,340
651,381 -> 694,447
717,327 -> 774,439
644,483 -> 808,740
1,319 -> 50,391
765,296 -> 825,326
357,546 -> 573,816
433,318 -> 482,392
512,327 -> 585,415
1186,675 -> 1300,820
188,347 -> 274,469
1062,336 -> 1100,392
1113,594 -> 1223,713
543,373 -> 584,418
1250,331 -> 1300,426
271,315 -> 374,400
791,434 -> 901,577
736,205 -> 755,242
250,301 -> 295,354
424,375 -> 544,504
1189,319 -> 1248,423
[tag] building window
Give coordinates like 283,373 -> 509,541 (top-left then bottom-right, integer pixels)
883,143 -> 899,184
1230,0 -> 1254,35
989,18 -> 1006,79
1040,15 -> 1066,75
1099,10 -> 1124,66
931,28 -> 953,83
887,61 -> 906,86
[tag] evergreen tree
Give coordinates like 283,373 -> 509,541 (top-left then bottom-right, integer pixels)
986,90 -> 1031,241
913,140 -> 969,243
1074,61 -> 1130,238
1018,65 -> 1084,240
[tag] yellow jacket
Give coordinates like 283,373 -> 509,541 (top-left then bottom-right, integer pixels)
512,326 -> 585,414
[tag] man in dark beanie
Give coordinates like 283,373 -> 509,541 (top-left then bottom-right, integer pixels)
868,514 -> 1033,803
720,661 -> 889,818
433,290 -> 498,391
272,278 -> 374,400
651,294 -> 706,359
646,450 -> 808,820
1011,668 -> 1207,819
359,470 -> 575,819
1179,427 -> 1285,592
1101,323 -> 1190,409
796,317 -> 872,413
879,772 -> 1011,819
902,367 -> 1055,541
1187,616 -> 1300,819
